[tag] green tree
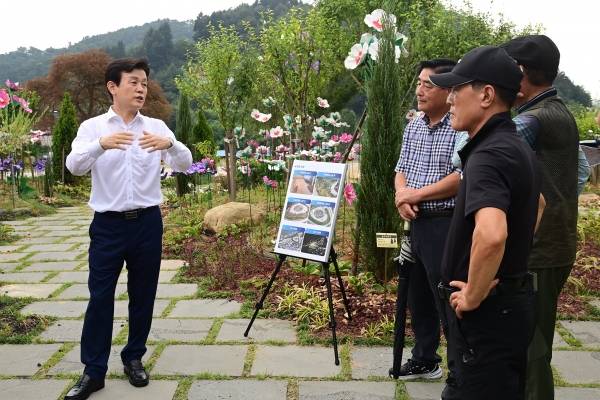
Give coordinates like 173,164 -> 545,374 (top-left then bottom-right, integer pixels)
355,7 -> 403,280
52,92 -> 79,185
192,109 -> 216,159
175,93 -> 193,196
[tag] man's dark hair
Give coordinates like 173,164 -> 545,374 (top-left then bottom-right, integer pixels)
523,67 -> 558,87
105,58 -> 150,100
417,58 -> 457,76
471,81 -> 518,109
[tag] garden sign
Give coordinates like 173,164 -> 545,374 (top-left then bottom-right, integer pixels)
274,160 -> 347,263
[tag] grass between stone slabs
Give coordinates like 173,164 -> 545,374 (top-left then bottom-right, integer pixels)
172,376 -> 194,400
36,342 -> 77,378
242,343 -> 258,377
551,365 -> 600,388
160,298 -> 179,317
555,323 -> 582,347
0,295 -> 57,344
205,318 -> 223,343
286,378 -> 299,400
39,271 -> 61,282
112,322 -> 129,345
48,283 -> 74,298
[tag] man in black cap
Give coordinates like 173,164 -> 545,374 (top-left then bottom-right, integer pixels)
500,35 -> 585,400
430,46 -> 544,399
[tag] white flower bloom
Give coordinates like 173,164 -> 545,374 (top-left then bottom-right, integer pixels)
270,126 -> 284,138
364,9 -> 396,32
326,140 -> 340,147
344,42 -> 369,69
317,97 -> 330,108
360,33 -> 375,44
368,40 -> 379,61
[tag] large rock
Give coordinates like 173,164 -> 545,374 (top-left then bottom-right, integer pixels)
202,202 -> 266,234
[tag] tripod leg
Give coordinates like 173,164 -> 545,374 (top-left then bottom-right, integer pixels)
322,261 -> 340,365
330,250 -> 352,321
244,254 -> 286,337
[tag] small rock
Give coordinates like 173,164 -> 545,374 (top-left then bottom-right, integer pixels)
37,363 -> 41,367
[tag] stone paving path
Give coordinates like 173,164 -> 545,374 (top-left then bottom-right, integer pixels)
1,206 -> 600,399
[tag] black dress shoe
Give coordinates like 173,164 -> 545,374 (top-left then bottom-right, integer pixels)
64,374 -> 105,400
124,359 -> 149,387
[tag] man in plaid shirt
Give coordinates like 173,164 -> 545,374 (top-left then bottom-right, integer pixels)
393,58 -> 461,400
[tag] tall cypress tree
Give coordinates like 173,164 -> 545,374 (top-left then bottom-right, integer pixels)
52,92 -> 79,185
355,9 -> 403,280
191,109 -> 215,158
175,93 -> 193,196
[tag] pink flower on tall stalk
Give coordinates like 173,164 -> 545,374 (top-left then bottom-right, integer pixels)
263,175 -> 278,188
5,79 -> 23,91
344,183 -> 357,205
340,133 -> 353,143
309,139 -> 319,148
333,152 -> 342,163
0,89 -> 9,108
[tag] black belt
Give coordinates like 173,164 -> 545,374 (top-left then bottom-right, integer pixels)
437,278 -> 525,300
418,209 -> 454,218
101,206 -> 158,219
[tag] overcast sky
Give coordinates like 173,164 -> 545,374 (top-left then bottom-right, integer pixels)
3,0 -> 598,100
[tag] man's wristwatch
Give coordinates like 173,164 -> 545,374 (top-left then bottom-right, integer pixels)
168,137 -> 175,148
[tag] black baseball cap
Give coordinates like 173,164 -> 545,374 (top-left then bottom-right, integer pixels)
429,46 -> 524,92
499,35 -> 560,72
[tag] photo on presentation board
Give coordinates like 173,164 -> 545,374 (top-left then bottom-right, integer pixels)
284,197 -> 311,223
290,170 -> 316,195
273,160 -> 347,263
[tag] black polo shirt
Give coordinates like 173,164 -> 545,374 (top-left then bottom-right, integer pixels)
441,112 -> 541,283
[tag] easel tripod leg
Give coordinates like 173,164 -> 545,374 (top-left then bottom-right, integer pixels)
322,261 -> 340,365
330,249 -> 352,321
244,254 -> 286,337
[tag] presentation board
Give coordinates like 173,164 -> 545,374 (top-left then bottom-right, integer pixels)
273,160 -> 348,263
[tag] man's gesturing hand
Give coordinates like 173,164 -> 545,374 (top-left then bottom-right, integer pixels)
99,132 -> 134,150
138,130 -> 172,153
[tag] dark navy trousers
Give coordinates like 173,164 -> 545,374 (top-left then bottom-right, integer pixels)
81,207 -> 162,380
408,216 -> 455,379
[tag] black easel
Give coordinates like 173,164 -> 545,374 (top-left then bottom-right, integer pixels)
244,247 -> 352,365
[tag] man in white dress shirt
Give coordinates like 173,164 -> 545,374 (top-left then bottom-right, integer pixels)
64,58 -> 192,400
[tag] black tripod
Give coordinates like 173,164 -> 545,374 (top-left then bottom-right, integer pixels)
244,247 -> 352,365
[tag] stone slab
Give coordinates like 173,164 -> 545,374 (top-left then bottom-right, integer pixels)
0,272 -> 48,283
405,382 -> 447,400
251,345 -> 342,378
351,346 -> 410,379
590,298 -> 600,310
21,244 -> 77,253
147,319 -> 213,341
28,252 -> 84,261
160,259 -> 185,270
9,225 -> 36,231
0,245 -> 22,253
555,387 -> 600,400
118,270 -> 176,283
0,379 -> 71,400
155,284 -> 197,298
3,220 -> 31,225
552,351 -> 600,383
13,237 -> 59,245
21,301 -> 88,318
32,220 -> 73,226
10,230 -> 45,237
63,236 -> 91,243
34,216 -> 62,220
217,319 -> 296,343
152,344 -> 247,376
0,253 -> 26,262
42,230 -> 88,237
188,380 -> 287,400
114,299 -> 170,318
560,321 -> 600,347
553,331 -> 569,347
85,379 -> 179,400
48,271 -> 89,283
0,344 -> 63,375
48,344 -> 154,375
299,381 -> 396,400
34,225 -> 78,231
68,220 -> 93,225
56,284 -> 128,299
168,299 -> 242,318
0,262 -> 19,272
40,319 -> 125,342
22,261 -> 81,272
0,284 -> 62,298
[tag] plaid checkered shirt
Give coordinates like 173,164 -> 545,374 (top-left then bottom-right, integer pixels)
395,112 -> 460,211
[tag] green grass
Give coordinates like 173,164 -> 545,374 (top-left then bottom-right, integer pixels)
0,295 -> 57,344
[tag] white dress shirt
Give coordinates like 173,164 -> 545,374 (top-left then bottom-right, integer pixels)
66,107 -> 192,212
